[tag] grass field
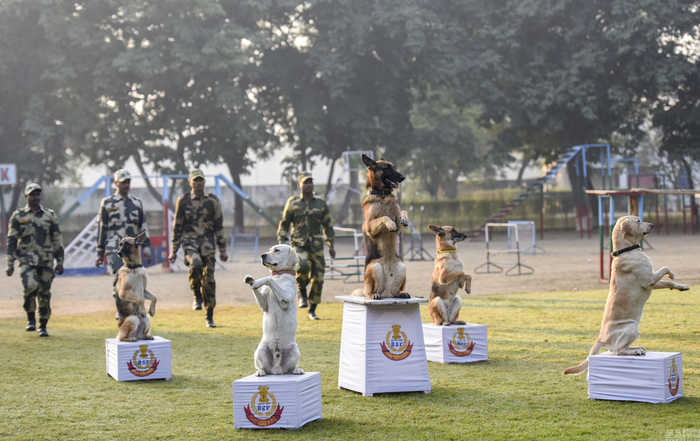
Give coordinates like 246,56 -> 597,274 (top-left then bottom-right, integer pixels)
1,288 -> 698,441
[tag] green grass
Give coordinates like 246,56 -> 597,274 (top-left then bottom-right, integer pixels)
1,288 -> 698,440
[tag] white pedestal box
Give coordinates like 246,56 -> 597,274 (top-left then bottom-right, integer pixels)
232,372 -> 321,429
423,323 -> 488,363
105,336 -> 172,381
588,352 -> 682,403
336,296 -> 431,397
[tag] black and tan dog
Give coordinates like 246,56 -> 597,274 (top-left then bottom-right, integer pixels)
115,231 -> 157,341
427,225 -> 471,325
353,154 -> 410,299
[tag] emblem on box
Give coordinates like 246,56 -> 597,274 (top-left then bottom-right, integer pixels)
244,386 -> 284,426
380,324 -> 413,361
668,358 -> 680,396
448,328 -> 475,356
127,344 -> 160,377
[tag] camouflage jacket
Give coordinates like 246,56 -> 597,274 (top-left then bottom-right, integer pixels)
96,194 -> 151,257
277,195 -> 334,252
171,191 -> 226,256
7,205 -> 64,268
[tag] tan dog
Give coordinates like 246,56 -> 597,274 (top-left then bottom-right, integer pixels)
428,225 -> 472,325
115,232 -> 157,342
353,154 -> 410,299
563,215 -> 689,375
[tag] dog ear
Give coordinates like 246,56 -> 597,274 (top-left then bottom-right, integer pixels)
362,154 -> 376,168
290,248 -> 299,268
428,224 -> 444,234
621,218 -> 633,236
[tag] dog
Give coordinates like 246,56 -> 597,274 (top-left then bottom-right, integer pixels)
115,231 -> 157,342
563,215 -> 689,375
352,154 -> 410,300
244,244 -> 304,376
427,225 -> 472,325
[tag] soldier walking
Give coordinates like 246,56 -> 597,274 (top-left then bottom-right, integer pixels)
168,169 -> 228,328
277,173 -> 335,320
6,183 -> 64,337
95,169 -> 152,318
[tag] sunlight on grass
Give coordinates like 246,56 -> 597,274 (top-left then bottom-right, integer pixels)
1,288 -> 698,440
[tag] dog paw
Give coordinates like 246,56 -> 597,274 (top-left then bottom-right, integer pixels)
292,368 -> 305,375
677,283 -> 689,291
383,218 -> 397,232
372,294 -> 383,300
398,211 -> 409,227
667,270 -> 675,280
244,275 -> 255,286
394,292 -> 411,299
144,335 -> 154,340
255,369 -> 266,377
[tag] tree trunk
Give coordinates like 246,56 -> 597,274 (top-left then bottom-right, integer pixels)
681,157 -> 697,232
516,157 -> 530,186
442,171 -> 458,200
224,158 -> 245,234
324,157 -> 337,199
132,152 -> 163,205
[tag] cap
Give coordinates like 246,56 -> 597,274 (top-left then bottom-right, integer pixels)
189,169 -> 205,182
298,173 -> 313,186
113,169 -> 131,183
24,182 -> 42,196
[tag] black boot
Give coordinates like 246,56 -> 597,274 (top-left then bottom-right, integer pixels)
298,286 -> 308,308
38,318 -> 49,337
308,303 -> 320,320
205,307 -> 216,328
192,289 -> 203,310
25,312 -> 36,331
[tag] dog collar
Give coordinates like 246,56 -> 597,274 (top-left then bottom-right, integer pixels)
369,189 -> 393,196
437,249 -> 457,254
611,244 -> 640,257
272,270 -> 296,276
126,263 -> 143,269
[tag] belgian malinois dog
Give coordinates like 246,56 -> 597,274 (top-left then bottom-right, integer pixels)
427,225 -> 471,325
353,154 -> 410,299
115,231 -> 157,341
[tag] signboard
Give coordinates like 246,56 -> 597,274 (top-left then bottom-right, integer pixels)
0,164 -> 16,185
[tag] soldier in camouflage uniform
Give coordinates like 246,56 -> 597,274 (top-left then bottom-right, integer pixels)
6,182 -> 64,337
95,169 -> 152,318
277,173 -> 335,320
168,169 -> 228,328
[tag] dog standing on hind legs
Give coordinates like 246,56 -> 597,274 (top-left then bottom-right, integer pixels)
353,154 -> 411,300
428,225 -> 471,325
244,244 -> 304,376
563,215 -> 689,375
115,232 -> 157,342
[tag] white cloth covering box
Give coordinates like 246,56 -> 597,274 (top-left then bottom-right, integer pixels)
423,323 -> 488,363
588,352 -> 682,403
336,296 -> 431,397
233,372 -> 321,429
105,336 -> 172,381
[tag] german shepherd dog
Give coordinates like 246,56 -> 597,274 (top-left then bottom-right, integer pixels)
427,225 -> 471,325
115,231 -> 157,341
353,154 -> 410,299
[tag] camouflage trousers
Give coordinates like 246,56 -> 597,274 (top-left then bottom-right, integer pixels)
294,248 -> 325,305
108,253 -> 124,288
20,266 -> 54,320
186,251 -> 216,309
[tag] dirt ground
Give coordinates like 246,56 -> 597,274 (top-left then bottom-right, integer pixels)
1,231 -> 699,319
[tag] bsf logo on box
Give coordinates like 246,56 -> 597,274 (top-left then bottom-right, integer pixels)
244,386 -> 284,427
448,328 -> 476,357
127,344 -> 160,377
380,324 -> 413,361
668,358 -> 680,396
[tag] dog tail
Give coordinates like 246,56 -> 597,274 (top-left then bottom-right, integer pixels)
563,340 -> 602,375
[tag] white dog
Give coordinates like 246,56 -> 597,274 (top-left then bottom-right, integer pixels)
244,244 -> 304,376
563,215 -> 689,375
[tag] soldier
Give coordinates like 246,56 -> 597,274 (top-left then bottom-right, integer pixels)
6,182 -> 64,337
277,173 -> 336,320
168,169 -> 228,328
95,169 -> 152,318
